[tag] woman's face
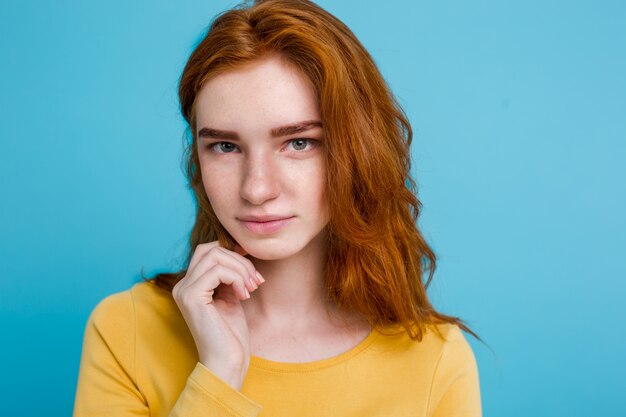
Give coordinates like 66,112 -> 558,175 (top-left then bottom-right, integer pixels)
194,55 -> 328,260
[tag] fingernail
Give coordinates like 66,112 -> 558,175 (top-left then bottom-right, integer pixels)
245,288 -> 250,299
249,276 -> 258,289
256,271 -> 265,283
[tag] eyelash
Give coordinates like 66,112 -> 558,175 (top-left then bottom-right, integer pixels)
205,138 -> 319,154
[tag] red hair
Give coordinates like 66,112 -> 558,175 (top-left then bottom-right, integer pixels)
148,0 -> 479,341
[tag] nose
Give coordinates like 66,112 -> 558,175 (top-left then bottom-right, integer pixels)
240,151 -> 281,205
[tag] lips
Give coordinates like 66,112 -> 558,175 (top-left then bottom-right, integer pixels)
238,216 -> 294,234
238,214 -> 293,222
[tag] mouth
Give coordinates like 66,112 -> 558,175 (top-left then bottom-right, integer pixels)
238,216 -> 295,234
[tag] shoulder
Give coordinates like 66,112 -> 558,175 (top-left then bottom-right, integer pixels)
374,322 -> 472,355
87,280 -> 177,333
87,286 -> 132,330
409,323 -> 478,375
427,323 -> 478,376
342,323 -> 480,415
84,281 -> 183,361
428,322 -> 475,359
371,322 -> 478,380
419,324 -> 482,415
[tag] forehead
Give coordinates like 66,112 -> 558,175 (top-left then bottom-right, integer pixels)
194,56 -> 320,133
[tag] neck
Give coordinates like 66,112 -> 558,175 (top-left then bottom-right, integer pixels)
242,230 -> 336,330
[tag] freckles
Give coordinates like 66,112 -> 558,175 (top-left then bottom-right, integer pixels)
205,176 -> 236,197
201,169 -> 232,203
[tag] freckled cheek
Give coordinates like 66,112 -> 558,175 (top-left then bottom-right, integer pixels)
284,160 -> 323,187
200,165 -> 239,207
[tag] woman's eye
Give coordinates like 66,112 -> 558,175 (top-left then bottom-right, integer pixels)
288,138 -> 318,151
207,142 -> 239,153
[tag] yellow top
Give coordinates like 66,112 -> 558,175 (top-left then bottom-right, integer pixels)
73,281 -> 481,417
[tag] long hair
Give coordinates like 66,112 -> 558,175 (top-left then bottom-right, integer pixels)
147,0 -> 479,342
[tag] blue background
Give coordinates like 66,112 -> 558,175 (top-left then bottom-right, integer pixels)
1,1 -> 625,415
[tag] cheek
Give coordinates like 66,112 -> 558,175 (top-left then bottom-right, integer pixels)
201,167 -> 235,209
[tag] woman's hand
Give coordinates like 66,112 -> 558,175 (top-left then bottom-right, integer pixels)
172,241 -> 264,390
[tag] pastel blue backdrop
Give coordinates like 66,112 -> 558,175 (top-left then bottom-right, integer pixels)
1,1 -> 624,416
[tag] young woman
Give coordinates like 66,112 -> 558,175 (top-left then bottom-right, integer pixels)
73,1 -> 482,416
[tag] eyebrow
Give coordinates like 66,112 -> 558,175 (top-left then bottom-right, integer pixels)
197,120 -> 323,140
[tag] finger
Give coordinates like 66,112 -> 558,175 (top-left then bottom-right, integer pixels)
186,247 -> 258,293
188,263 -> 250,301
187,241 -> 220,274
230,244 -> 265,285
215,247 -> 264,288
214,283 -> 241,304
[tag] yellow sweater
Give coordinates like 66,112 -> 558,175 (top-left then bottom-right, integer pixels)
73,281 -> 481,416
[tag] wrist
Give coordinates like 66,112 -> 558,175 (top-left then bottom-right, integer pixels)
201,359 -> 247,391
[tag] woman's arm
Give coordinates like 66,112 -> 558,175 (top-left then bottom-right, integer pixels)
427,326 -> 482,417
72,290 -> 262,417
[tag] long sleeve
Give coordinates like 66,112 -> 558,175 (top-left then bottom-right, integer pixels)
426,327 -> 482,417
73,292 -> 149,416
170,362 -> 263,416
73,290 -> 262,417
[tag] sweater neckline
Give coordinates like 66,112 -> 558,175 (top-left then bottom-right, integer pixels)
249,327 -> 380,373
